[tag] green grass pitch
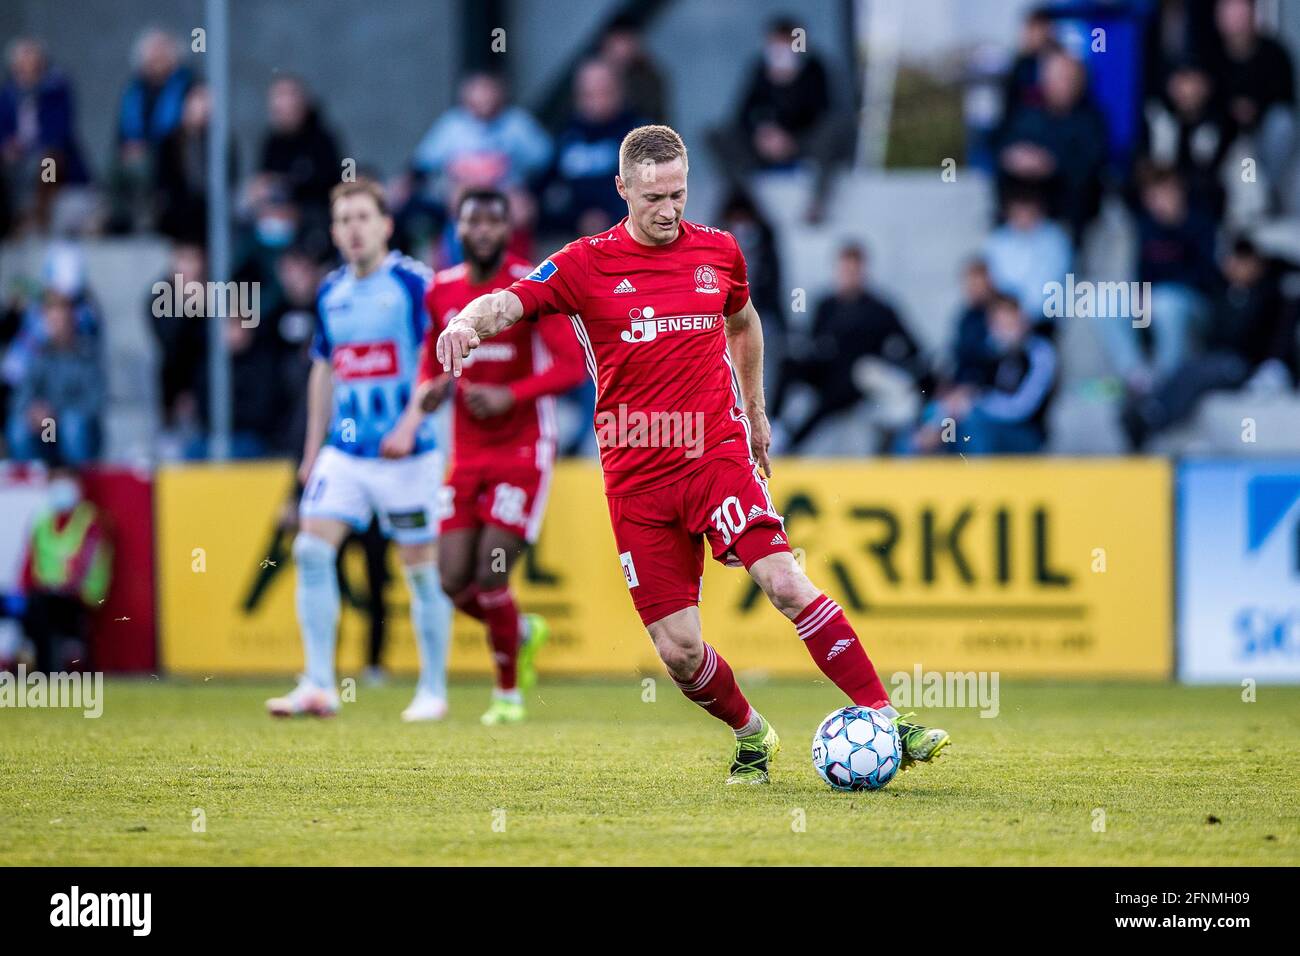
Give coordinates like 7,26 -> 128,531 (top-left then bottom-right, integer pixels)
1,678 -> 1297,866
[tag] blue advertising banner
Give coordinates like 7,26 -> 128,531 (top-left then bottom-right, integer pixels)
1178,459 -> 1300,684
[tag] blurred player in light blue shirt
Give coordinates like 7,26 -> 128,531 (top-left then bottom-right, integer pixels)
267,178 -> 452,722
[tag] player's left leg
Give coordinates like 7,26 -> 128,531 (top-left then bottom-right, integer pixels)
395,538 -> 453,721
472,462 -> 553,725
645,606 -> 780,785
745,550 -> 951,768
374,450 -> 454,722
473,525 -> 534,725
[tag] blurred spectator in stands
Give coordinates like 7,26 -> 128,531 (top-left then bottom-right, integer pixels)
1141,60 -> 1232,219
18,466 -> 111,672
155,82 -> 237,244
1144,0 -> 1220,101
541,59 -> 645,237
233,181 -> 301,306
718,189 -> 786,378
6,289 -> 103,465
997,48 -> 1108,239
148,243 -> 208,456
1102,167 -> 1218,393
108,29 -> 193,233
267,245 -> 323,456
1210,0 -> 1296,211
1121,237 -> 1295,449
999,8 -> 1056,126
599,15 -> 670,124
909,292 -> 1057,455
708,17 -> 854,223
252,75 -> 341,251
984,186 -> 1072,328
1,244 -> 98,432
0,37 -> 94,236
188,314 -> 284,460
771,243 -> 925,452
403,72 -> 550,257
945,258 -> 999,388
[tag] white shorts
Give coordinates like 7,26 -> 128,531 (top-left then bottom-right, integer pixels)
300,446 -> 445,545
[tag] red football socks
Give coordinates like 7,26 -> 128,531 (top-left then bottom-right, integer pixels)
794,594 -> 891,709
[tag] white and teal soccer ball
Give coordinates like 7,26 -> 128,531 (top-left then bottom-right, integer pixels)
811,706 -> 901,791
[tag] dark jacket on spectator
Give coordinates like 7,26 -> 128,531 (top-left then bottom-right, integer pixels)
950,305 -> 997,387
999,101 -> 1109,230
1134,206 -> 1219,295
1211,36 -> 1296,126
0,68 -> 89,183
976,333 -> 1058,435
258,109 -> 341,210
739,56 -> 831,138
543,110 -> 646,232
1207,272 -> 1294,375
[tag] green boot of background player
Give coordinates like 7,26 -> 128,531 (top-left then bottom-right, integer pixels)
517,613 -> 548,694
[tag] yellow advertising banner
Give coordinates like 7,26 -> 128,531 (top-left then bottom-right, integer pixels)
157,458 -> 1172,679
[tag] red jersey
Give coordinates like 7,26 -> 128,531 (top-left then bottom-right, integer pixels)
507,219 -> 753,496
418,255 -> 585,466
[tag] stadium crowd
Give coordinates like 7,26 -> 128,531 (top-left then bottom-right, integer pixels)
1,0 -> 1298,467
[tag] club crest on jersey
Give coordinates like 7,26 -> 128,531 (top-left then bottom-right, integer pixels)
332,341 -> 398,380
619,306 -> 718,344
524,259 -> 557,283
694,264 -> 720,294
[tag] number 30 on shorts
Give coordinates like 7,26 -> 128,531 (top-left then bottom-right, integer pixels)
710,495 -> 747,546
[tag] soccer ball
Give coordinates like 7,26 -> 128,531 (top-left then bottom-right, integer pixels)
811,706 -> 901,791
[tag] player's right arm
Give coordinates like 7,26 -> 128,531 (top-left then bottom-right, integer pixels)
299,357 -> 333,485
436,290 -> 524,378
437,245 -> 588,377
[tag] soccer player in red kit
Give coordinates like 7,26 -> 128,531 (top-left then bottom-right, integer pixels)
436,127 -> 950,783
387,189 -> 585,725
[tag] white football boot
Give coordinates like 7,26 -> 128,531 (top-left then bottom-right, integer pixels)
266,676 -> 340,718
401,688 -> 449,722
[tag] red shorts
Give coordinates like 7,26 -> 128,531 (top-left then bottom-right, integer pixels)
606,455 -> 791,627
439,449 -> 553,543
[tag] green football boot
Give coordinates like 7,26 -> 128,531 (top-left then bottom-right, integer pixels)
480,696 -> 526,726
726,716 -> 781,785
893,712 -> 951,771
517,613 -> 549,694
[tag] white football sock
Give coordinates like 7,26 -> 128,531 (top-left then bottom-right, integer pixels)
293,533 -> 340,691
403,561 -> 452,700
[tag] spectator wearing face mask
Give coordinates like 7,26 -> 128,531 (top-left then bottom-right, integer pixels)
708,17 -> 855,222
18,467 -> 112,673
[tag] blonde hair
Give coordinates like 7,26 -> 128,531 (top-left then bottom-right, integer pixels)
330,176 -> 388,216
618,124 -> 688,182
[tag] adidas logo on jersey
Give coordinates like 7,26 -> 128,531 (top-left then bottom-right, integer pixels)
825,639 -> 854,661
613,278 -> 636,294
770,534 -> 785,546
747,504 -> 769,522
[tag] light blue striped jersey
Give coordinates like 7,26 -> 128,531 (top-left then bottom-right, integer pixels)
312,251 -> 436,458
